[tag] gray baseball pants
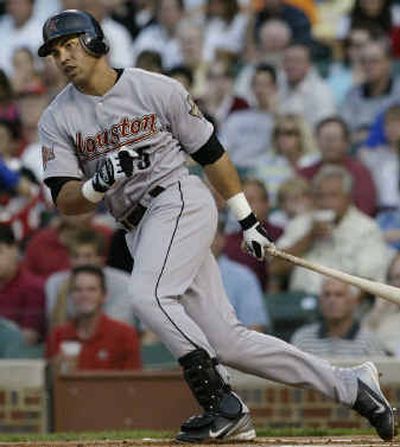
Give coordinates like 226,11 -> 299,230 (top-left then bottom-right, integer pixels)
126,175 -> 357,407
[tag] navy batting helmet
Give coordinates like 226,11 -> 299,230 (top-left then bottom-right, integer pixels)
38,9 -> 109,58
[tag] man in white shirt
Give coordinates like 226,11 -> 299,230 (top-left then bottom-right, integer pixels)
132,0 -> 184,69
0,0 -> 43,75
272,165 -> 391,295
278,43 -> 336,127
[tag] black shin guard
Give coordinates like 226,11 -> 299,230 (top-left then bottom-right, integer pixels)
178,348 -> 242,417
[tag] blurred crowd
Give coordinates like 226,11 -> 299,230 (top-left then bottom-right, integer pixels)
1,0 -> 400,369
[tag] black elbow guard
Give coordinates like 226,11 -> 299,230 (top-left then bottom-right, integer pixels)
191,131 -> 225,166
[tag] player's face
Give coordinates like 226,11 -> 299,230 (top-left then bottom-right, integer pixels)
70,272 -> 105,318
50,36 -> 97,85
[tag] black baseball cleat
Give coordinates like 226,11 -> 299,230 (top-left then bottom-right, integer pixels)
352,361 -> 397,442
175,393 -> 256,443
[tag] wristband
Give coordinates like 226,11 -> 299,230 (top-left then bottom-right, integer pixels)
81,179 -> 105,204
226,192 -> 253,221
239,212 -> 258,231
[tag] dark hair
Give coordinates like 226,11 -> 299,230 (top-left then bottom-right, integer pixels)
167,65 -> 194,88
68,230 -> 106,257
136,50 -> 163,73
350,0 -> 392,34
207,0 -> 239,24
253,62 -> 277,84
316,116 -> 350,141
0,69 -> 14,100
71,264 -> 106,292
242,177 -> 269,202
0,224 -> 16,245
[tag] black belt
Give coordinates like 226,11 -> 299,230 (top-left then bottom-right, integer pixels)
120,185 -> 165,230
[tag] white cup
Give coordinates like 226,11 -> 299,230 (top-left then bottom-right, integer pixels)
60,341 -> 82,357
313,209 -> 336,223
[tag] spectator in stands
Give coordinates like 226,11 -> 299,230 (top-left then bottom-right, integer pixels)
327,26 -> 374,107
81,0 -> 134,68
299,117 -> 377,216
269,176 -> 313,229
11,47 -> 45,97
0,224 -> 45,345
132,0 -> 185,69
212,219 -> 270,333
224,178 -> 283,292
201,57 -> 249,130
359,105 -> 400,215
46,265 -> 141,370
176,20 -> 208,98
339,0 -> 400,57
0,0 -> 43,75
109,0 -> 156,40
135,50 -> 163,73
0,118 -> 41,241
365,252 -> 400,357
203,0 -> 249,63
219,63 -> 275,170
235,19 -> 292,101
341,39 -> 400,145
255,0 -> 312,44
252,113 -> 319,206
291,278 -> 386,358
23,212 -> 112,280
278,43 -> 336,127
0,69 -> 21,132
272,165 -> 390,295
46,229 -> 136,328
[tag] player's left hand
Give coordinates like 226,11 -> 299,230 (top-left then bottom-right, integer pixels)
243,221 -> 274,261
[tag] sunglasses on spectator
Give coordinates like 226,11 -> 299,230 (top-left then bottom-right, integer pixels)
276,128 -> 300,136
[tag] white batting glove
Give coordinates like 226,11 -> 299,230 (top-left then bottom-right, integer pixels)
82,148 -> 139,203
226,192 -> 274,261
243,219 -> 273,260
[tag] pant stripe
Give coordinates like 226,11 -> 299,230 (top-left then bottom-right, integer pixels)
153,181 -> 199,349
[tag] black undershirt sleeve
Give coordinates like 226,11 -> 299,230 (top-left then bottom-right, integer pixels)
44,176 -> 81,205
190,131 -> 225,166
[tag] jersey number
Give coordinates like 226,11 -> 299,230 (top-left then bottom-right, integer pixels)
136,148 -> 151,170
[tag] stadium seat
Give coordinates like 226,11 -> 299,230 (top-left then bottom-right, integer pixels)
264,291 -> 320,342
140,342 -> 177,370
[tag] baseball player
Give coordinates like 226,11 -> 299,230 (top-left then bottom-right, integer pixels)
37,10 -> 397,443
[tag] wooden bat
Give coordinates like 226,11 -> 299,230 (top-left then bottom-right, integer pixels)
266,246 -> 400,306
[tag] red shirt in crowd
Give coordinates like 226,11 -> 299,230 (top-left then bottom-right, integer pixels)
224,221 -> 283,290
0,266 -> 45,336
298,157 -> 377,217
22,224 -> 112,280
46,314 -> 141,370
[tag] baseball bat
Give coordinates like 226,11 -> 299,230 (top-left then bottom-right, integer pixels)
266,246 -> 400,306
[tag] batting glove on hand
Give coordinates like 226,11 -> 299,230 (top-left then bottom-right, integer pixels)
242,214 -> 274,261
92,148 -> 139,193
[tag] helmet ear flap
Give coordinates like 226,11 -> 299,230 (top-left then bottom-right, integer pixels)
79,33 -> 109,57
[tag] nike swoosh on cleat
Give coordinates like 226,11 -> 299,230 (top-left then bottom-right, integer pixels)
209,427 -> 229,438
367,392 -> 387,415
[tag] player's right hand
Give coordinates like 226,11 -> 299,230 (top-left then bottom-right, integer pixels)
91,148 -> 139,193
243,220 -> 274,261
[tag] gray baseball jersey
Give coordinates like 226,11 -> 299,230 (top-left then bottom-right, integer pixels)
40,68 -> 213,219
39,68 -> 358,407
